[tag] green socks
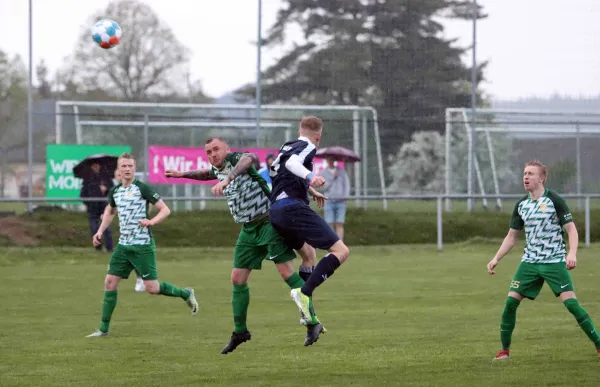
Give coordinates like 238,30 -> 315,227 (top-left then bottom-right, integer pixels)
285,273 -> 305,289
500,296 -> 521,350
500,297 -> 600,351
232,284 -> 250,333
159,282 -> 190,300
100,290 -> 118,333
564,298 -> 600,349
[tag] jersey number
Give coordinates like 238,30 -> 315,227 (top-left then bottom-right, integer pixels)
270,153 -> 283,177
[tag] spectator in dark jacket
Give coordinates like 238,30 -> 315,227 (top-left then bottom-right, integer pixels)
80,162 -> 114,252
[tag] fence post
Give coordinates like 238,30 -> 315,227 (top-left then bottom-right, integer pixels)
437,196 -> 443,251
143,114 -> 149,181
576,122 -> 582,210
585,196 -> 590,248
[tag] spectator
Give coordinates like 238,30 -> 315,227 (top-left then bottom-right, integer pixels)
80,161 -> 114,252
318,157 -> 350,241
259,152 -> 275,189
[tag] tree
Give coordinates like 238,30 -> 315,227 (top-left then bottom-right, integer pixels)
387,124 -> 518,196
0,51 -> 27,196
244,0 -> 487,169
387,131 -> 445,193
60,0 -> 202,101
36,60 -> 53,99
55,0 -> 212,168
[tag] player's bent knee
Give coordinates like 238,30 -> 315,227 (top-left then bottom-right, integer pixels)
275,262 -> 294,279
144,280 -> 160,294
559,290 -> 576,301
231,268 -> 251,285
104,274 -> 120,291
298,243 -> 317,266
507,291 -> 524,301
329,241 -> 350,263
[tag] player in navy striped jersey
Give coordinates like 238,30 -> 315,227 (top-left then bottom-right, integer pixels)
269,116 -> 350,342
166,137 -> 328,350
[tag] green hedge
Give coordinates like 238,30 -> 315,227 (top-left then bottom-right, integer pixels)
1,208 -> 598,247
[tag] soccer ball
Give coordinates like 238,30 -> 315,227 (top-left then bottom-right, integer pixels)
92,19 -> 122,49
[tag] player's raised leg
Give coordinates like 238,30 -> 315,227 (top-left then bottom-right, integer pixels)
294,243 -> 327,330
133,245 -> 198,315
268,230 -> 325,346
271,203 -> 349,320
275,260 -> 325,346
300,239 -> 349,298
297,243 -> 316,283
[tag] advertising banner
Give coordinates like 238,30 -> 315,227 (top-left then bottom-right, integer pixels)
148,145 -> 343,184
46,144 -> 131,201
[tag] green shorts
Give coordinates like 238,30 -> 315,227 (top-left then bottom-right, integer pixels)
509,261 -> 574,300
234,216 -> 296,270
107,243 -> 158,280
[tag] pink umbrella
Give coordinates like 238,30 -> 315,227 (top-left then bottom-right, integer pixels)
315,146 -> 361,163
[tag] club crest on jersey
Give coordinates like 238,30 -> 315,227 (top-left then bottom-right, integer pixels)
539,203 -> 548,212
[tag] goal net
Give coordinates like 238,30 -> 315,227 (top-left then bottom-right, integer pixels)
445,108 -> 600,211
55,101 -> 387,210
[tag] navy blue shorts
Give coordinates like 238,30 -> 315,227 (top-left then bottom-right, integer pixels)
269,198 -> 340,251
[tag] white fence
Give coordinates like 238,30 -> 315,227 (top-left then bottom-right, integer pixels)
1,194 -> 597,251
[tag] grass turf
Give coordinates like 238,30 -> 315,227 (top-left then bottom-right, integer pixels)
1,244 -> 600,386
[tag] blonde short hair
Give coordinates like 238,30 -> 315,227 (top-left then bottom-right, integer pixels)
525,159 -> 547,182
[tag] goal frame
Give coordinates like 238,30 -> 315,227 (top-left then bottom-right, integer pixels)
55,101 -> 388,209
445,107 -> 600,212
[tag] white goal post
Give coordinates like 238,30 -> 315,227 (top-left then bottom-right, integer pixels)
55,101 -> 388,209
445,107 -> 600,212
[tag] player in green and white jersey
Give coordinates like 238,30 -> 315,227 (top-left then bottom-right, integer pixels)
165,137 -> 327,354
86,153 -> 198,338
487,160 -> 600,359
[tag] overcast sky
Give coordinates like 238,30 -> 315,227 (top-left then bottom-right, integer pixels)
1,0 -> 598,101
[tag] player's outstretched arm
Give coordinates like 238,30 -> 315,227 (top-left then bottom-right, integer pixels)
165,169 -> 215,181
487,229 -> 519,274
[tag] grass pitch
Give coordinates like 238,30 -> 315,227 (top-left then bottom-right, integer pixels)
1,244 -> 600,386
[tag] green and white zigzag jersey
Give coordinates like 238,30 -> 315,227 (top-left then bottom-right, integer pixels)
510,189 -> 573,263
209,152 -> 271,223
108,179 -> 161,246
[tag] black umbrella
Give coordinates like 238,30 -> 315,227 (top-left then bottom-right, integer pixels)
73,154 -> 119,180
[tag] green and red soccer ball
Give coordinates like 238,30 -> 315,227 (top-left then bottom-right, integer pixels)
91,19 -> 122,49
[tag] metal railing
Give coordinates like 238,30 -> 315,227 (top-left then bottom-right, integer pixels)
1,194 -> 597,251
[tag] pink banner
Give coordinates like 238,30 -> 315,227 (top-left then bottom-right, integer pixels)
148,145 -> 343,184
